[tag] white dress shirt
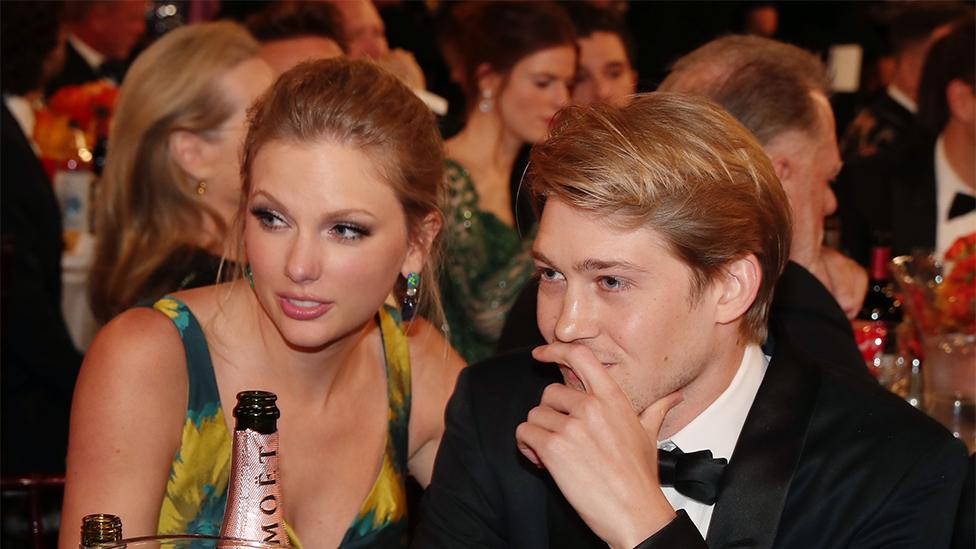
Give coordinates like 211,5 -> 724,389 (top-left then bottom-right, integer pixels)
887,84 -> 918,114
658,343 -> 769,537
3,94 -> 40,155
934,134 -> 976,258
68,33 -> 105,75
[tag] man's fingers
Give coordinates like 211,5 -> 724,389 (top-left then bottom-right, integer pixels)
515,422 -> 548,468
637,391 -> 684,439
538,382 -> 585,413
526,402 -> 573,432
532,343 -> 622,399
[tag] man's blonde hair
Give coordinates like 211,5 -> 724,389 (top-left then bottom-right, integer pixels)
528,92 -> 792,343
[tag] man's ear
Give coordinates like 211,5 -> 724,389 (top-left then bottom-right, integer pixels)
715,254 -> 762,326
947,79 -> 975,126
402,211 -> 442,277
770,153 -> 792,186
168,130 -> 209,183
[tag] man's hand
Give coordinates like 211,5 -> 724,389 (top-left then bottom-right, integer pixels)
515,343 -> 682,549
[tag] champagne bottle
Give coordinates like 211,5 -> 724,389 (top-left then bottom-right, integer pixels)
854,244 -> 905,386
219,391 -> 289,547
79,513 -> 123,548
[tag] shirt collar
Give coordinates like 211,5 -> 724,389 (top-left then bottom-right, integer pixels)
3,94 -> 39,154
663,344 -> 768,461
69,33 -> 106,72
887,85 -> 918,114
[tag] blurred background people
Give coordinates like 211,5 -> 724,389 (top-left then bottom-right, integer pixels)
46,0 -> 147,92
564,2 -> 638,108
1,0 -> 82,481
88,22 -> 272,324
438,1 -> 576,364
246,0 -> 345,76
841,1 -> 971,161
840,20 -> 975,265
331,0 -> 431,102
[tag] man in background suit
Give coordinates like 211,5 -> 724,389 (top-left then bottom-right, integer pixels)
1,1 -> 83,476
840,20 -> 975,266
45,0 -> 146,92
840,1 -> 971,162
416,92 -> 967,549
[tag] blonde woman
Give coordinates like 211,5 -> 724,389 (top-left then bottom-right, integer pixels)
60,59 -> 464,548
89,22 -> 273,324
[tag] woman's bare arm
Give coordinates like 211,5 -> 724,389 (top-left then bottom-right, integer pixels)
58,308 -> 188,548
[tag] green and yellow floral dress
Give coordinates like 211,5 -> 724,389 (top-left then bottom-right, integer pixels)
440,159 -> 536,364
151,296 -> 412,548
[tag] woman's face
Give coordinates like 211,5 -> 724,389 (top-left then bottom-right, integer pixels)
245,140 -> 427,350
204,57 -> 273,212
495,45 -> 576,145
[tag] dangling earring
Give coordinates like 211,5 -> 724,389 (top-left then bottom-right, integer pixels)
246,264 -> 254,289
196,180 -> 207,195
478,89 -> 493,113
401,272 -> 420,321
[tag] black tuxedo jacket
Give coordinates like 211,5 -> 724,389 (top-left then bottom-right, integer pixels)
838,131 -> 938,268
498,261 -> 871,384
1,103 -> 83,474
45,41 -> 101,96
415,334 -> 967,548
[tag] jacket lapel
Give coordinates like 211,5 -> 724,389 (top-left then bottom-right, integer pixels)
705,337 -> 821,548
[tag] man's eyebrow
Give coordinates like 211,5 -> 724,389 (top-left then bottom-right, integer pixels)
575,258 -> 647,273
531,251 -> 647,274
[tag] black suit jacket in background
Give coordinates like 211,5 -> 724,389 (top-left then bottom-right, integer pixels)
414,333 -> 968,548
45,41 -> 101,96
1,103 -> 83,475
838,131 -> 938,268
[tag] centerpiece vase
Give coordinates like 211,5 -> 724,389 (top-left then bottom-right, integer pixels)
890,251 -> 976,452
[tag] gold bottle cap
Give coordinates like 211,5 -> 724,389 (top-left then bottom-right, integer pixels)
80,513 -> 122,545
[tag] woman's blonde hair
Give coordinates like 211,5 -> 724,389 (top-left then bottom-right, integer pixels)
90,22 -> 259,323
238,58 -> 446,326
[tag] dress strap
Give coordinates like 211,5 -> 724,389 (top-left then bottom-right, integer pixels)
377,305 -> 411,469
148,296 -> 221,422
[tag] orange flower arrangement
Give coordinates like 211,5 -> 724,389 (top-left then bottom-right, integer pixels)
34,80 -> 118,162
897,233 -> 976,337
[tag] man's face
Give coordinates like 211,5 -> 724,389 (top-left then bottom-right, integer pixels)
92,0 -> 146,60
335,0 -> 389,60
771,92 -> 841,268
533,199 -> 722,413
572,31 -> 637,108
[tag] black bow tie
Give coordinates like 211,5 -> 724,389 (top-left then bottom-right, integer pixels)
948,192 -> 975,220
658,447 -> 727,505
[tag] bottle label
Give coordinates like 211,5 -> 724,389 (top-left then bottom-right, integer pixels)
853,319 -> 888,377
220,429 -> 288,547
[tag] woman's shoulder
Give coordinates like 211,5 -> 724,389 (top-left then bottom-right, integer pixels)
404,317 -> 465,411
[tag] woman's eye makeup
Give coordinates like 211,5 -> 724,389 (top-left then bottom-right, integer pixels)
250,206 -> 287,230
331,223 -> 371,241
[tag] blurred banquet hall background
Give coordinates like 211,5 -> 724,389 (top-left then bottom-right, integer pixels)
1,0 -> 973,547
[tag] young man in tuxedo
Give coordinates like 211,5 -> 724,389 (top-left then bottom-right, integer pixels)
415,93 -> 968,548
501,36 -> 870,381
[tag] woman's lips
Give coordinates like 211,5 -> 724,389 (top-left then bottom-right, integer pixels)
278,295 -> 332,321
